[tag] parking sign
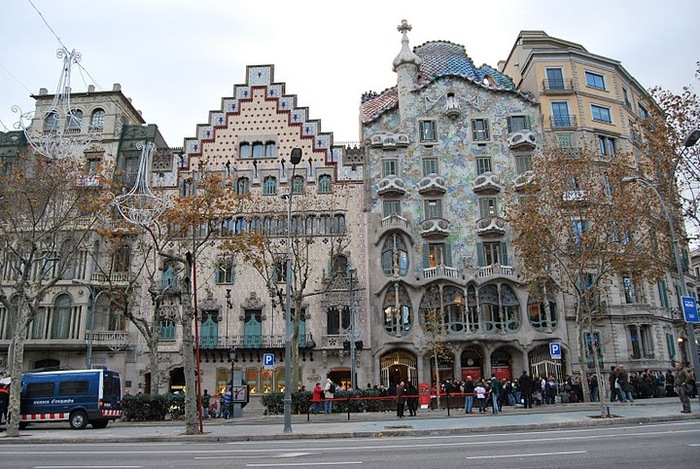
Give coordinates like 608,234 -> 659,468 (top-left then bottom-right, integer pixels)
263,353 -> 275,369
549,342 -> 562,359
682,296 -> 700,323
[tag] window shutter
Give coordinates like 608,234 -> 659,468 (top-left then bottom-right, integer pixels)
476,243 -> 485,267
499,242 -> 508,266
422,243 -> 430,268
444,244 -> 453,267
507,116 -> 513,134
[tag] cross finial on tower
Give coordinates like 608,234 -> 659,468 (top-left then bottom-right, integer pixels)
397,19 -> 412,35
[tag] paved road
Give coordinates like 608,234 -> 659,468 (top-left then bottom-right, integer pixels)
1,420 -> 699,468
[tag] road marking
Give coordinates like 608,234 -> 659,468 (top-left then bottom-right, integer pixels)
35,467 -> 143,469
246,463 -> 362,467
465,450 -> 586,460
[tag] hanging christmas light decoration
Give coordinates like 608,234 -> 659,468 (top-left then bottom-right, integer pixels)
113,140 -> 169,225
12,47 -> 101,160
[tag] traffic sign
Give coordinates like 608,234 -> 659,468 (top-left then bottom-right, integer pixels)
263,353 -> 275,369
682,296 -> 700,323
549,342 -> 562,359
231,385 -> 249,403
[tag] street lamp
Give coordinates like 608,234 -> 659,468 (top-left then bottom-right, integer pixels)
622,130 -> 700,408
282,147 -> 302,433
348,268 -> 357,391
228,346 -> 236,419
72,279 -> 106,369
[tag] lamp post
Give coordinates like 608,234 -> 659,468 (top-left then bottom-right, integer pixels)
623,130 -> 700,408
348,268 -> 357,391
72,280 -> 106,369
228,346 -> 236,419
282,147 -> 302,433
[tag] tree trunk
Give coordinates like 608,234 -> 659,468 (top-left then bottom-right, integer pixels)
6,302 -> 30,437
180,300 -> 199,435
148,335 -> 161,395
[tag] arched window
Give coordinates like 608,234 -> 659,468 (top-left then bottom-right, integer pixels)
51,294 -> 71,339
527,285 -> 557,331
418,285 -> 466,334
381,235 -> 409,276
252,142 -> 264,158
112,245 -> 131,273
43,111 -> 59,131
443,286 -> 466,333
382,283 -> 412,336
264,141 -> 276,157
236,177 -> 249,195
332,254 -> 348,277
263,176 -> 277,195
467,285 -> 479,332
291,175 -> 305,194
318,174 -> 332,193
479,285 -> 501,334
67,109 -> 83,130
90,109 -> 105,129
501,284 -> 521,331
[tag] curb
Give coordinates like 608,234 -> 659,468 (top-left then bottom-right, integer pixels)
1,412 -> 697,445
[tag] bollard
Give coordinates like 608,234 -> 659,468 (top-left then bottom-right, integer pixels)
606,406 -> 610,418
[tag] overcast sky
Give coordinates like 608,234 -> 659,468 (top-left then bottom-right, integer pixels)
1,0 -> 698,147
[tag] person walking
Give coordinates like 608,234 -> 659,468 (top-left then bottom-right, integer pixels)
490,374 -> 502,414
223,387 -> 232,419
674,361 -> 692,413
201,389 -> 211,419
518,370 -> 533,408
311,382 -> 323,414
463,376 -> 475,413
617,365 -> 634,403
609,366 -> 618,402
396,381 -> 406,418
323,378 -> 335,414
406,381 -> 418,416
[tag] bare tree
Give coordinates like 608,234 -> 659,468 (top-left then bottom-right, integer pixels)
508,142 -> 668,417
0,150 -> 111,436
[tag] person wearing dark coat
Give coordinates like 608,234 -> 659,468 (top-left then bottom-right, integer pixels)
518,370 -> 533,408
396,381 -> 406,418
405,382 -> 419,416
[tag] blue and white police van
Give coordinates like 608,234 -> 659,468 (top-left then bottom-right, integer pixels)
20,368 -> 122,429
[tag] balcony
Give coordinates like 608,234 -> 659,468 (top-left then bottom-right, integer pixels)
542,79 -> 575,95
476,263 -> 515,280
513,171 -> 535,191
87,330 -> 130,350
377,174 -> 407,196
422,264 -> 460,281
549,115 -> 577,129
562,190 -> 589,205
89,272 -> 135,285
369,132 -> 410,150
507,129 -> 537,150
420,218 -> 450,238
472,172 -> 503,194
476,216 -> 506,237
417,174 -> 447,195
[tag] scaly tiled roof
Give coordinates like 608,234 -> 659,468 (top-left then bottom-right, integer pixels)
361,41 -> 530,124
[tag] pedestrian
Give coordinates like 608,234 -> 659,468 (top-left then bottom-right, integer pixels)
218,392 -> 225,418
223,387 -> 233,419
323,378 -> 335,414
518,370 -> 533,409
609,366 -> 618,402
0,382 -> 8,431
674,361 -> 692,413
463,376 -> 475,413
396,381 -> 406,418
589,374 -> 599,402
202,389 -> 211,419
406,381 -> 418,416
490,374 -> 502,414
475,380 -> 487,414
312,382 -> 323,414
617,365 -> 634,403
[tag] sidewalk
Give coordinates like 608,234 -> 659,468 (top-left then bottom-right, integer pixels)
1,397 -> 698,444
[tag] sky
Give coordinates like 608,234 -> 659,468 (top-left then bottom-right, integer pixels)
1,0 -> 698,147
